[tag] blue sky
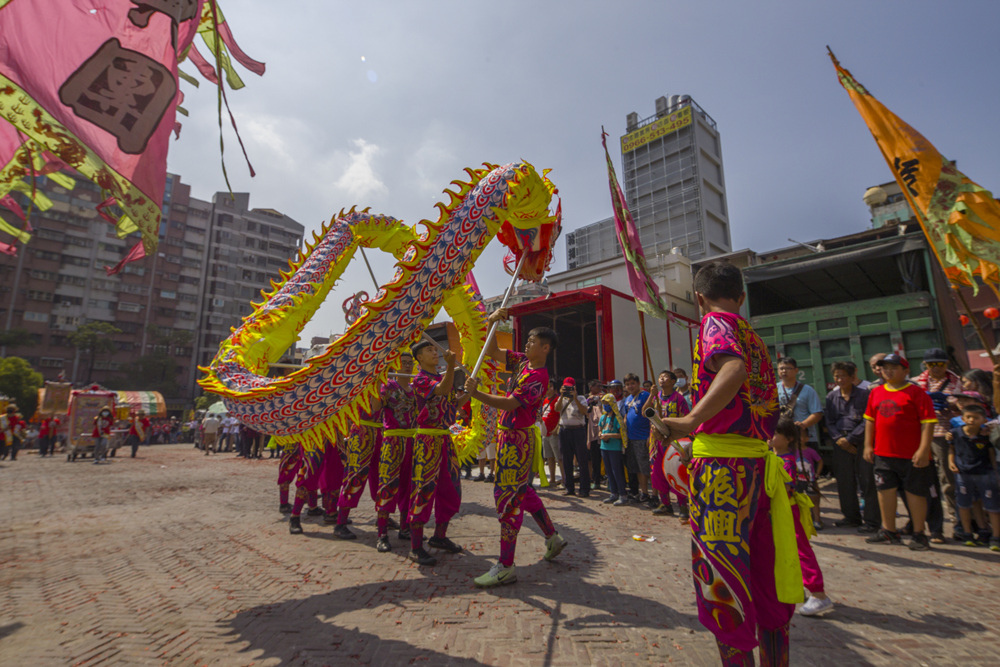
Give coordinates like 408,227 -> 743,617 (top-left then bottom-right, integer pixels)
166,0 -> 1000,342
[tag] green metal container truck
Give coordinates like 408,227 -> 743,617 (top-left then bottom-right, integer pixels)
743,229 -> 965,395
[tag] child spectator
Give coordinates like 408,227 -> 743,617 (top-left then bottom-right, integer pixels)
770,416 -> 834,616
961,369 -> 995,416
599,394 -> 628,506
863,353 -> 937,550
947,404 -> 1000,550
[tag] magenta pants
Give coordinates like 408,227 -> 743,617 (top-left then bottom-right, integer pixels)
408,433 -> 461,530
689,457 -> 795,653
792,504 -> 824,594
320,441 -> 346,512
494,427 -> 555,567
338,425 -> 381,510
376,435 -> 414,519
277,446 -> 302,487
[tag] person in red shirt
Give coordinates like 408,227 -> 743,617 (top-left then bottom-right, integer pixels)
128,410 -> 151,458
539,380 -> 561,486
38,413 -> 60,457
92,407 -> 114,464
863,353 -> 937,550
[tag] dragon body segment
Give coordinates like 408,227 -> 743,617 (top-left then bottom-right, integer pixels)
199,162 -> 558,454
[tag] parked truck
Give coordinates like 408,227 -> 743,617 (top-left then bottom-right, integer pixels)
508,285 -> 699,384
743,229 -> 965,394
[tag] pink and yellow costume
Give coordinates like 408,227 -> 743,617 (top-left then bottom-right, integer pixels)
408,369 -> 462,551
336,406 -> 382,526
376,379 -> 417,537
688,311 -> 802,665
494,351 -> 555,567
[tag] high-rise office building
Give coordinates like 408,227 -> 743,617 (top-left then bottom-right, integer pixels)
566,95 -> 731,268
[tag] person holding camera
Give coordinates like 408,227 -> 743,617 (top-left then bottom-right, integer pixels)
557,378 -> 591,497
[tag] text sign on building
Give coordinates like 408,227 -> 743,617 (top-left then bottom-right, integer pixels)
620,106 -> 692,153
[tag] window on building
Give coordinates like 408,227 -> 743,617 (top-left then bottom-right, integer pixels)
23,311 -> 49,322
27,290 -> 53,302
118,302 -> 142,312
160,290 -> 177,299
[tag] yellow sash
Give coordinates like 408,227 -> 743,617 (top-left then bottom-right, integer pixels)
793,491 -> 817,539
359,419 -> 382,429
384,428 -> 417,438
498,423 -> 547,486
691,433 -> 805,605
415,428 -> 452,436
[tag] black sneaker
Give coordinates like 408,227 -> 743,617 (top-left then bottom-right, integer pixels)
908,532 -> 931,551
279,503 -> 292,514
398,528 -> 411,541
323,512 -> 338,525
678,506 -> 690,521
376,536 -> 392,553
857,524 -> 878,534
865,528 -> 902,545
834,518 -> 862,528
638,493 -> 650,504
306,506 -> 324,517
408,547 -> 437,566
333,524 -> 357,540
652,504 -> 674,516
428,536 -> 463,553
386,516 -> 400,530
289,516 -> 304,535
485,473 -> 495,483
472,473 -> 486,482
898,523 -> 914,536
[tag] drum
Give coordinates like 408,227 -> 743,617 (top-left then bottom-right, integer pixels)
661,438 -> 691,497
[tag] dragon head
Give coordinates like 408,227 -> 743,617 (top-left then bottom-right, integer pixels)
493,162 -> 561,282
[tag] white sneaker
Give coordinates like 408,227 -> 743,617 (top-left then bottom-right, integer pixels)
799,595 -> 834,616
543,532 -> 568,561
474,562 -> 517,587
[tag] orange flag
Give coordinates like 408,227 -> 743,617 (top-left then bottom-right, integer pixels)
830,50 -> 1000,292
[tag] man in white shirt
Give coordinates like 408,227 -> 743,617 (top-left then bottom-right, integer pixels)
202,414 -> 221,454
556,378 -> 591,497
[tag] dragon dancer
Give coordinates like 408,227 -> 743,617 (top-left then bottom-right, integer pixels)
465,309 -> 567,587
661,262 -> 802,666
277,444 -> 302,514
333,402 -> 383,540
288,443 -> 325,535
374,350 -> 418,553
407,339 -> 467,566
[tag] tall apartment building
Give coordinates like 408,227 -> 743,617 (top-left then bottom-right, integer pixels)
0,173 -> 303,405
196,192 -> 304,372
566,95 -> 731,268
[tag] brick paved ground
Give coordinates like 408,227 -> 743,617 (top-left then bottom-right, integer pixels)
1,444 -> 998,666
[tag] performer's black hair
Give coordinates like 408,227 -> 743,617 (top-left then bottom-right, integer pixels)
693,261 -> 744,302
528,326 -> 558,350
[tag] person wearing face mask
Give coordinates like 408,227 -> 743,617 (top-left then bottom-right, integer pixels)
672,368 -> 690,400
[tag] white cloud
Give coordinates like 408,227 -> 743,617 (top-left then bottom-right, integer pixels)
334,139 -> 387,201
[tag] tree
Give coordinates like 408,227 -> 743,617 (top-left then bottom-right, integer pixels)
0,328 -> 34,348
124,326 -> 194,396
69,322 -> 122,383
194,393 -> 221,411
0,357 -> 43,417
